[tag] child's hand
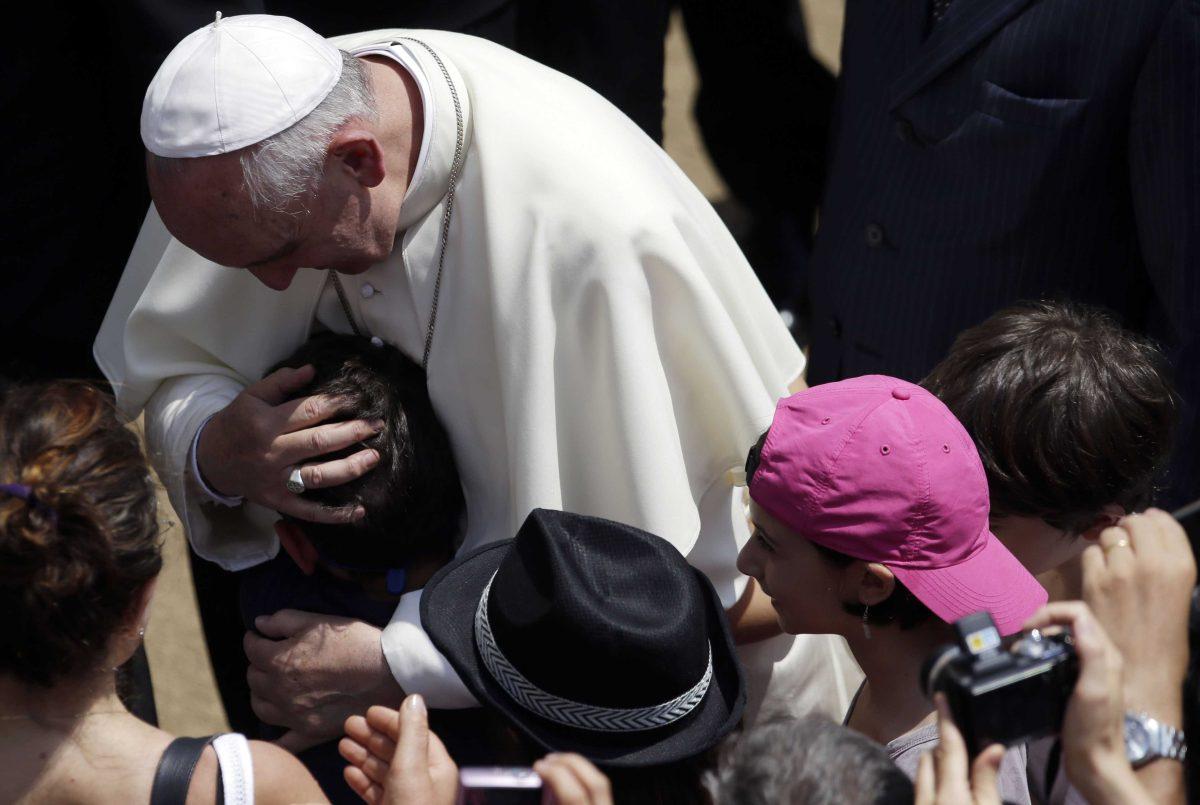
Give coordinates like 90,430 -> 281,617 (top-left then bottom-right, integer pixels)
914,693 -> 1004,805
340,695 -> 458,805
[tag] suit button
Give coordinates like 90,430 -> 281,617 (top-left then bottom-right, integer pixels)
895,119 -> 916,144
865,223 -> 885,248
829,316 -> 842,338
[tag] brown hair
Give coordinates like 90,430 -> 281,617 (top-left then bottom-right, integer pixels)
921,301 -> 1178,534
0,382 -> 161,687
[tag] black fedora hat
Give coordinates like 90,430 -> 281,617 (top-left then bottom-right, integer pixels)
421,508 -> 745,768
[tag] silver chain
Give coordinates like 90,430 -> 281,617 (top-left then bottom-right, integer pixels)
329,38 -> 465,371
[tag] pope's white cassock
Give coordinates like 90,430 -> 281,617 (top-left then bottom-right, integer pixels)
96,29 -> 861,720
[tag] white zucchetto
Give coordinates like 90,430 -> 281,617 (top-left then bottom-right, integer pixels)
141,13 -> 342,158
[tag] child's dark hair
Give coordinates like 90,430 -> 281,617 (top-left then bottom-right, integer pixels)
745,432 -> 933,629
271,333 -> 464,569
921,301 -> 1178,534
0,382 -> 162,687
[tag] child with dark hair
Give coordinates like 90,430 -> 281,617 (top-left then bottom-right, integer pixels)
921,300 -> 1178,584
921,301 -> 1186,803
239,333 -> 489,801
735,376 -> 1046,803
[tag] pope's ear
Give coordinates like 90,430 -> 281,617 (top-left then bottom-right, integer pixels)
329,129 -> 386,188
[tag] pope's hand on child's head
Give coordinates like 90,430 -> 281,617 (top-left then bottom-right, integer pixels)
196,364 -> 382,523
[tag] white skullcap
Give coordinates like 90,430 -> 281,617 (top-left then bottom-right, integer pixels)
141,13 -> 343,158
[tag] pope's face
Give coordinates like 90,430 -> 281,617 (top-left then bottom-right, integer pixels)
148,150 -> 400,291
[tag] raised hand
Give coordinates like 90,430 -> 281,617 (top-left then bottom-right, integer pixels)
196,364 -> 382,524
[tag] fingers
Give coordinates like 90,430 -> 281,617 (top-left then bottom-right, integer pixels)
914,752 -> 936,805
533,754 -> 612,805
274,495 -> 367,525
393,695 -> 432,779
250,692 -> 288,728
295,448 -> 381,491
1021,600 -> 1093,633
277,392 -> 348,432
535,758 -> 587,805
343,766 -> 384,805
346,711 -> 399,764
969,745 -> 1005,805
247,365 -> 316,406
366,705 -> 403,742
275,728 -> 322,754
1023,603 -> 1120,703
277,418 -> 384,467
932,694 -> 969,785
254,608 -> 344,640
338,737 -> 393,786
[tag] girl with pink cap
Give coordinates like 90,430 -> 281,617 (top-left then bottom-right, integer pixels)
735,375 -> 1047,802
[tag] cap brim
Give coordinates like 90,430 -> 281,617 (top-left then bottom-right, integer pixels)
890,528 -> 1047,636
421,540 -> 745,768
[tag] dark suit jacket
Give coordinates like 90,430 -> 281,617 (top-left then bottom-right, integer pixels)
807,0 -> 1200,507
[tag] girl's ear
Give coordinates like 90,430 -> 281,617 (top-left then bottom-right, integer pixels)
853,562 -> 896,606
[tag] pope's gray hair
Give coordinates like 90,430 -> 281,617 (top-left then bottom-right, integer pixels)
239,51 -> 377,214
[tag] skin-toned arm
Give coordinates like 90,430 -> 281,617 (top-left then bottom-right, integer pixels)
246,740 -> 330,805
196,364 -> 382,524
1081,510 -> 1194,805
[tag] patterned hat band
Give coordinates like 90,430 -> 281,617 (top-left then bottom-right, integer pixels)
473,573 -> 714,733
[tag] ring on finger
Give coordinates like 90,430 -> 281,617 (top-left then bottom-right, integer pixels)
286,466 -> 306,495
1102,538 -> 1130,552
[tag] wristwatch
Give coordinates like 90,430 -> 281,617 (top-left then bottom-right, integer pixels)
1124,712 -> 1187,768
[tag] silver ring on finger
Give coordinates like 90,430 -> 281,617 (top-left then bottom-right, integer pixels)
286,466 -> 306,495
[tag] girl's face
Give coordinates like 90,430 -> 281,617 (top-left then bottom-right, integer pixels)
737,501 -> 855,636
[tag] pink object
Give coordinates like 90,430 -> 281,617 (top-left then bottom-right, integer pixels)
749,375 -> 1046,636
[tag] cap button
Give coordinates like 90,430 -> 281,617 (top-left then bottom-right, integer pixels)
892,387 -> 911,400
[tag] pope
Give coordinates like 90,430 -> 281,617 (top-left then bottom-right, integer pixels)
96,15 -> 858,749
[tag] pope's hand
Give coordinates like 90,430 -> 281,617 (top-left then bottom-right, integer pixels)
245,609 -> 405,754
196,364 -> 383,523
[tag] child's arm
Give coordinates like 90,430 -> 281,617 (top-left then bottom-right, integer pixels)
726,577 -> 783,645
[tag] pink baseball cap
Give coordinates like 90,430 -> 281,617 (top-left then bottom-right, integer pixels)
748,375 -> 1046,636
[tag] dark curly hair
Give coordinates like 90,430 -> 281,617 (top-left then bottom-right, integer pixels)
0,382 -> 161,687
270,333 -> 464,570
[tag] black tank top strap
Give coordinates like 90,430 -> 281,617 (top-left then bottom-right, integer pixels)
150,735 -> 225,805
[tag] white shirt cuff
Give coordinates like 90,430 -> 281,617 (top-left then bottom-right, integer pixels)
382,590 -> 479,709
188,414 -> 244,507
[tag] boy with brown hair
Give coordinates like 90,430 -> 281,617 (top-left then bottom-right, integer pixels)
921,300 -> 1179,592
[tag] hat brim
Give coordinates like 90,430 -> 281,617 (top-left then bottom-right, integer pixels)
889,527 -> 1048,636
421,540 -> 745,768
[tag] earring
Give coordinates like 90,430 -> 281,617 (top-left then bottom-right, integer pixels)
137,627 -> 146,639
861,605 -> 872,640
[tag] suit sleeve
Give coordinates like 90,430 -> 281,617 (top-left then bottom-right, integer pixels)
1129,0 -> 1200,508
